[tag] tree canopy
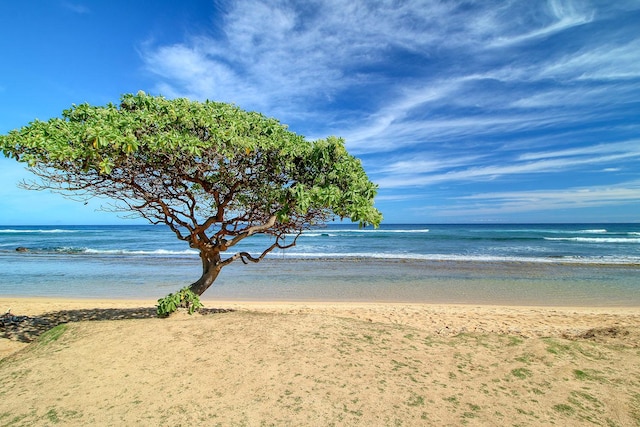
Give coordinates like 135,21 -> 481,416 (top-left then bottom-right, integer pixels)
1,92 -> 382,298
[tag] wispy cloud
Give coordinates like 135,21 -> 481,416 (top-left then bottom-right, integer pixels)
143,2 -> 591,109
138,0 -> 640,221
539,40 -> 640,81
518,140 -> 640,161
140,1 -> 635,125
488,0 -> 594,47
375,138 -> 640,189
439,181 -> 640,217
61,2 -> 90,14
379,154 -> 484,176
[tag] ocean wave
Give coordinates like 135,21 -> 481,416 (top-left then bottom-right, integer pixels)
539,228 -> 640,236
83,248 -> 199,256
286,229 -> 430,238
0,229 -> 78,234
310,229 -> 430,234
544,237 -> 640,243
5,247 -> 200,256
7,245 -> 639,265
271,251 -> 640,265
474,228 -> 610,234
343,229 -> 429,233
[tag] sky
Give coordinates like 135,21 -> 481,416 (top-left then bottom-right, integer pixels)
1,0 -> 639,225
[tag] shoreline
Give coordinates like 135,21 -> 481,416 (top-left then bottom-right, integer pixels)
3,295 -> 640,313
3,258 -> 639,305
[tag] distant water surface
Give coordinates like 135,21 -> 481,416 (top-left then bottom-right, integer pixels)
1,224 -> 638,305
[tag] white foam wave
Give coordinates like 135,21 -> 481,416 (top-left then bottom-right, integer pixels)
0,229 -> 78,234
18,246 -> 640,265
271,251 -> 640,265
83,248 -> 199,256
289,229 -> 430,238
544,237 -> 640,243
312,229 -> 430,234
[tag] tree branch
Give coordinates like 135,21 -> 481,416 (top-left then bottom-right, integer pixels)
220,228 -> 301,266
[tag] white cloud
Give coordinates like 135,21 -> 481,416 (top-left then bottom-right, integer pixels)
141,43 -> 242,102
380,155 -> 483,175
141,1 -> 604,112
140,1 -> 636,123
510,83 -> 640,109
489,0 -> 594,47
518,139 -> 640,161
539,40 -> 640,81
138,0 -> 640,221
344,107 -> 608,154
442,181 -> 640,216
62,2 -> 90,14
376,139 -> 640,189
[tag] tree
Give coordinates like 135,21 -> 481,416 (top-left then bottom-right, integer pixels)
1,92 -> 382,298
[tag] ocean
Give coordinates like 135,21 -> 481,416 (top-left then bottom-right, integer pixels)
1,223 -> 639,305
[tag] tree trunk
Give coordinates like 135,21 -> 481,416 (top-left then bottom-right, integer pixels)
188,251 -> 222,296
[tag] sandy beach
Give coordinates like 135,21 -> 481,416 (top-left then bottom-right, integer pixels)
1,297 -> 639,425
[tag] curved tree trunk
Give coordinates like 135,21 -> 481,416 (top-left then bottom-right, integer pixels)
188,251 -> 222,296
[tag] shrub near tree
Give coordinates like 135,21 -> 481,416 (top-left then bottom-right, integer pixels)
1,92 -> 382,314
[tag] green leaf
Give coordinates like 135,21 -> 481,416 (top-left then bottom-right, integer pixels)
2,92 -> 382,298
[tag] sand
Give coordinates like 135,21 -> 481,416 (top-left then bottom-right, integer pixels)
1,297 -> 639,426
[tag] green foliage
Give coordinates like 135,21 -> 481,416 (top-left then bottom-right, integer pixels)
510,367 -> 532,379
552,403 -> 575,415
0,91 -> 381,227
1,92 -> 382,296
157,287 -> 204,316
46,408 -> 60,424
37,324 -> 68,346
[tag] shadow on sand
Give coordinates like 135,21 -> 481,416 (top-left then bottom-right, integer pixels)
1,307 -> 234,343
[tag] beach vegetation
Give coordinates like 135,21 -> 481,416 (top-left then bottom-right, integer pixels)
573,368 -> 605,382
406,393 -> 425,407
507,336 -> 524,346
462,410 -> 477,419
45,408 -> 60,424
552,403 -> 575,415
569,390 -> 603,412
156,287 -> 203,316
514,352 -> 536,364
511,367 -> 532,379
0,411 -> 32,426
37,324 -> 68,346
0,92 -> 382,298
444,395 -> 460,405
543,338 -> 574,356
631,393 -> 640,424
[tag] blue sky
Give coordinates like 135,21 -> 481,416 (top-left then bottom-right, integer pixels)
1,1 -> 639,225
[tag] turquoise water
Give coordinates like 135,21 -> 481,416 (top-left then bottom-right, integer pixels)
1,224 -> 639,305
